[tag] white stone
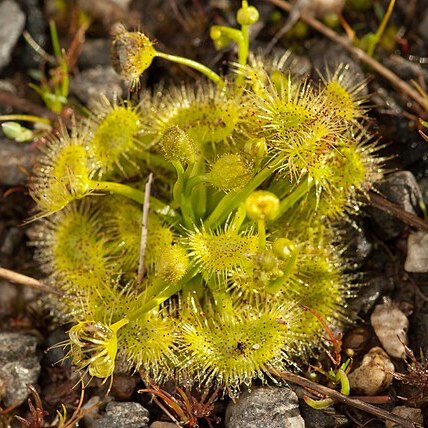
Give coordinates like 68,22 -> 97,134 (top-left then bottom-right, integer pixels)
348,347 -> 395,396
371,302 -> 408,359
405,231 -> 428,273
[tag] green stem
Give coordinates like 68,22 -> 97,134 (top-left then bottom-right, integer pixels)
258,218 -> 266,250
140,151 -> 175,172
172,161 -> 195,228
185,174 -> 208,192
0,114 -> 51,125
88,180 -> 166,214
265,250 -> 298,293
230,203 -> 247,231
126,267 -> 199,321
155,51 -> 224,86
368,0 -> 395,57
204,165 -> 273,230
189,163 -> 207,222
172,161 -> 185,206
274,177 -> 314,220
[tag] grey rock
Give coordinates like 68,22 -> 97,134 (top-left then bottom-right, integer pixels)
405,231 -> 428,273
92,401 -> 150,428
299,400 -> 350,427
111,0 -> 132,9
44,328 -> 71,367
382,55 -> 428,83
0,331 -> 41,407
343,224 -> 373,268
0,137 -> 34,186
69,66 -> 124,107
0,0 -> 25,71
371,171 -> 423,240
79,39 -> 112,70
225,387 -> 304,428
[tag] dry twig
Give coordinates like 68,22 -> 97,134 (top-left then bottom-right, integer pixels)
137,173 -> 154,285
0,266 -> 64,296
369,192 -> 428,232
265,0 -> 428,112
273,370 -> 423,428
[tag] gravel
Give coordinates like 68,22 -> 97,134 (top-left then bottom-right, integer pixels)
0,331 -> 41,407
225,386 -> 304,428
90,401 -> 150,428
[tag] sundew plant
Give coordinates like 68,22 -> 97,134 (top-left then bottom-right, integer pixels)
30,2 -> 383,393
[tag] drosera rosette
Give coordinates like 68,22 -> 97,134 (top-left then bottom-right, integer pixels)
26,0 -> 386,396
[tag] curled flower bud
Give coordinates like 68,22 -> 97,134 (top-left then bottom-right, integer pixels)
245,191 -> 280,221
111,24 -> 157,88
237,4 -> 260,26
210,26 -> 232,50
69,318 -> 128,379
272,238 -> 297,261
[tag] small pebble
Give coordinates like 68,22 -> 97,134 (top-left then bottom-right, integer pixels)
371,301 -> 409,359
404,231 -> 428,273
69,66 -> 124,107
0,331 -> 41,407
385,406 -> 424,428
225,387 -> 304,428
90,401 -> 150,428
348,347 -> 395,396
0,0 -> 25,71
